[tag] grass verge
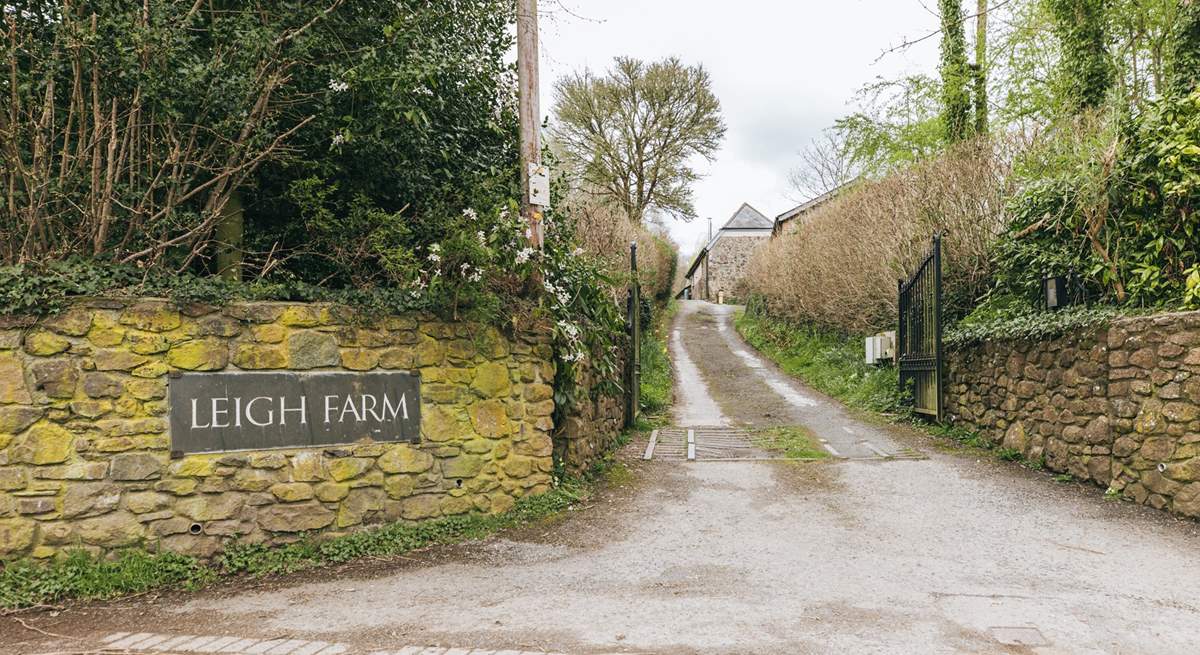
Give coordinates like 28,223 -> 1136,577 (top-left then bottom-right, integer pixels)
750,426 -> 830,460
0,467 -> 621,610
736,309 -> 1051,472
638,300 -> 677,424
734,310 -> 900,414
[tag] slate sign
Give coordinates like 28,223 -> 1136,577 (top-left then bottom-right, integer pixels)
168,371 -> 421,455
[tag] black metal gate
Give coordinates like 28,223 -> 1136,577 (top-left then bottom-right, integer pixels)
898,234 -> 943,420
626,242 -> 641,427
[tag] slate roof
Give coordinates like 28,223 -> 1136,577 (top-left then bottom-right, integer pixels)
721,203 -> 774,230
685,203 -> 773,279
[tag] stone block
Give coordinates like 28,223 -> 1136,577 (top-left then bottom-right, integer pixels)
377,445 -> 434,474
77,511 -> 142,547
42,309 -> 93,337
81,372 -> 124,398
12,423 -> 74,465
400,494 -> 441,520
314,482 -> 350,502
471,361 -> 511,398
29,360 -> 78,398
469,400 -> 511,438
336,488 -> 385,527
63,483 -> 122,518
110,453 -> 164,481
287,331 -> 339,369
232,343 -> 288,370
24,331 -> 71,356
176,494 -> 244,521
290,452 -> 327,482
442,455 -> 485,479
92,349 -> 149,372
257,502 -> 335,532
327,457 -> 373,482
119,303 -> 181,332
384,475 -> 415,499
340,349 -> 379,371
0,352 -> 32,404
166,339 -> 229,371
0,518 -> 36,557
125,492 -> 170,514
0,406 -> 43,435
270,482 -> 314,502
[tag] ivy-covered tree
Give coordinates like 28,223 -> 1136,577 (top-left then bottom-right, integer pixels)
1046,0 -> 1113,112
1168,0 -> 1200,94
974,0 -> 989,134
940,0 -> 973,142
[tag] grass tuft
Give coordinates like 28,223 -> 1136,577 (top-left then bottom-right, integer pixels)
750,426 -> 830,460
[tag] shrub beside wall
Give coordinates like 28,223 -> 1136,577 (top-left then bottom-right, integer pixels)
946,310 -> 1200,518
0,300 -> 558,561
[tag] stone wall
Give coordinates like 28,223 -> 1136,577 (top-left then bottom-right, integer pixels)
945,310 -> 1200,518
707,234 -> 768,302
0,299 -> 557,560
554,355 -> 626,474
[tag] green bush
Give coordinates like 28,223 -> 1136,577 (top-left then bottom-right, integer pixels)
945,294 -> 1129,347
996,91 -> 1200,311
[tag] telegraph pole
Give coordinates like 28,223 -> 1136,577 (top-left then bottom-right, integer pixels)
517,0 -> 545,248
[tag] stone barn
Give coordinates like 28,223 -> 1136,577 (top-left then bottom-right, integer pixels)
684,203 -> 773,303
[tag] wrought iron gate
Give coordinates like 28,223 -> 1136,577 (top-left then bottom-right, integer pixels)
626,242 -> 641,427
898,234 -> 943,420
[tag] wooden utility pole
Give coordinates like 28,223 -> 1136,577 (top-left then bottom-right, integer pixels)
517,0 -> 545,248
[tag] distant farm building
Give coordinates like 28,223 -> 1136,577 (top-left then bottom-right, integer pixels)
684,203 -> 773,302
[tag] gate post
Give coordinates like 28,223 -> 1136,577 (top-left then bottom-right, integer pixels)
933,233 -> 944,421
626,242 -> 641,427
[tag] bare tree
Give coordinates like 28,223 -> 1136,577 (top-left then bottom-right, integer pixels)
551,57 -> 725,223
788,130 -> 858,200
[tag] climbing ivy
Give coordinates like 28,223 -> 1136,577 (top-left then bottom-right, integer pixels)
939,0 -> 973,142
1046,0 -> 1113,112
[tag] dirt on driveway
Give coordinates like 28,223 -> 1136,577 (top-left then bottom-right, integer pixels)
5,300 -> 1200,655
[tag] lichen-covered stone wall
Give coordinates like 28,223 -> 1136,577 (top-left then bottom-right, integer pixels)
554,355 -> 626,474
0,300 -> 556,560
945,310 -> 1200,519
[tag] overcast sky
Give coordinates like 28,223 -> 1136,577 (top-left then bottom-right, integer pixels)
535,0 -> 943,257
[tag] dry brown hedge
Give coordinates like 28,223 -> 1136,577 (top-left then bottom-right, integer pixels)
743,140 -> 1015,334
570,200 -> 677,303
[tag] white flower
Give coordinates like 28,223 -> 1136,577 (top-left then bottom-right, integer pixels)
328,78 -> 349,93
428,252 -> 441,263
476,231 -> 486,245
469,271 -> 482,282
572,247 -> 585,257
463,208 -> 478,221
525,228 -> 533,239
557,291 -> 570,305
413,85 -> 433,96
514,247 -> 534,264
331,133 -> 346,146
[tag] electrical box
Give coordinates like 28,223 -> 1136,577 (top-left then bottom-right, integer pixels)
864,331 -> 896,365
528,163 -> 551,208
